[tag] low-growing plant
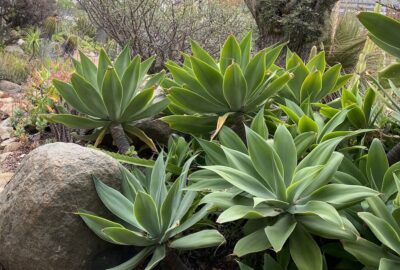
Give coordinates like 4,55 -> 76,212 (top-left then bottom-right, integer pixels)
43,48 -> 168,153
188,119 -> 378,269
0,51 -> 29,84
78,156 -> 225,270
24,27 -> 41,60
161,33 -> 292,138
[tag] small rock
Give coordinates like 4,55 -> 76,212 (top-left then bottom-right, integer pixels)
0,118 -> 11,128
0,152 -> 12,164
0,172 -> 14,193
3,140 -> 22,152
0,137 -> 17,151
0,80 -> 22,94
4,45 -> 25,57
16,39 -> 25,46
0,127 -> 12,141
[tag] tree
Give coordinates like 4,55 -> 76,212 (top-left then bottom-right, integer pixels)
77,0 -> 255,71
244,0 -> 339,59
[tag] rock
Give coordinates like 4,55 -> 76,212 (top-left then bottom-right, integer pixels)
0,118 -> 11,128
136,119 -> 173,145
4,45 -> 24,57
0,80 -> 22,94
0,127 -> 12,141
0,172 -> 13,193
2,140 -> 21,152
0,137 -> 17,151
0,152 -> 12,164
0,143 -> 123,270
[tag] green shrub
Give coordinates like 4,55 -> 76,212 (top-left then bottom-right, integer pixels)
0,51 -> 29,84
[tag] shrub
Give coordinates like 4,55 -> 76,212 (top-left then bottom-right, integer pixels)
78,0 -> 255,70
0,51 -> 29,84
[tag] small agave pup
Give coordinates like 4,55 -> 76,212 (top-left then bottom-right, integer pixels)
161,33 -> 293,138
188,118 -> 379,270
43,47 -> 169,153
78,155 -> 225,270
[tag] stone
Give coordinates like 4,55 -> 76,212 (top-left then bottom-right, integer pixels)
0,172 -> 13,193
2,140 -> 21,152
4,45 -> 24,57
0,118 -> 11,128
0,137 -> 17,151
0,143 -> 123,270
0,126 -> 12,141
0,80 -> 22,94
0,152 -> 12,164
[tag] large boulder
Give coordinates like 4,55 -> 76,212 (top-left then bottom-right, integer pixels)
0,81 -> 22,94
0,143 -> 123,270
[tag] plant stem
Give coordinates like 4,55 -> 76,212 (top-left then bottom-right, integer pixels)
109,122 -> 130,154
230,113 -> 246,142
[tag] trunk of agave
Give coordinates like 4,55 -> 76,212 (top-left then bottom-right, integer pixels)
109,122 -> 130,154
161,249 -> 189,270
230,113 -> 246,142
387,142 -> 400,165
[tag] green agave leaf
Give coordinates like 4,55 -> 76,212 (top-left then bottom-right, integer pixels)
139,56 -> 156,80
289,226 -> 322,270
287,54 -> 309,102
188,170 -> 232,191
41,114 -> 109,129
53,79 -> 94,116
363,87 -> 376,122
244,50 -> 265,94
246,127 -> 286,199
77,210 -> 123,243
366,196 -> 400,232
300,71 -> 322,102
97,49 -> 112,90
317,64 -> 341,100
301,184 -> 378,209
220,35 -> 242,74
298,115 -> 319,133
161,115 -> 217,136
190,39 -> 219,70
121,56 -> 141,105
265,214 -> 297,252
120,165 -> 145,202
223,63 -> 247,110
101,67 -> 123,121
94,177 -> 142,229
317,109 -> 348,142
114,46 -> 131,77
294,132 -> 317,157
234,228 -> 271,257
79,51 -> 98,89
202,165 -> 276,199
143,71 -> 165,89
265,43 -> 286,70
199,191 -> 248,209
237,261 -> 254,270
219,126 -> 247,153
274,125 -> 297,186
291,201 -> 343,227
145,245 -> 166,270
71,73 -> 108,118
343,238 -> 392,268
134,192 -> 161,236
217,205 -> 280,223
369,33 -> 400,59
119,88 -> 154,122
129,99 -> 169,122
358,212 -> 400,255
347,105 -> 367,128
382,162 -> 400,199
190,56 -> 225,102
169,204 -> 210,238
250,107 -> 269,139
169,230 -> 225,250
149,154 -> 167,208
297,215 -> 357,241
239,32 -> 253,69
358,12 -> 400,50
306,51 -> 326,73
379,258 -> 400,270
107,247 -> 154,270
367,139 -> 389,190
102,227 -> 155,246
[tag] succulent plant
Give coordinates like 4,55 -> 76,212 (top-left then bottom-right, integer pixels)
43,47 -> 169,153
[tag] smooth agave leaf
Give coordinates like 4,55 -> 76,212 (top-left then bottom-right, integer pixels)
223,63 -> 247,110
250,107 -> 269,139
274,125 -> 297,186
234,228 -> 271,257
289,226 -> 322,270
169,230 -> 225,250
217,205 -> 280,223
145,245 -> 166,270
102,227 -> 155,246
107,247 -> 154,270
134,192 -> 161,236
220,35 -> 242,74
244,50 -> 266,94
265,214 -> 297,252
367,139 -> 389,190
41,114 -> 109,129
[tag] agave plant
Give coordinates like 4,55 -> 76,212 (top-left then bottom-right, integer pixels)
161,33 -> 292,138
78,155 -> 225,270
188,120 -> 378,269
43,48 -> 169,153
280,49 -> 352,105
343,196 -> 400,270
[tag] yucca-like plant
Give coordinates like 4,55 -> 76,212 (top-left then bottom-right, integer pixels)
78,155 -> 225,270
189,120 -> 378,270
161,33 -> 293,138
43,48 -> 169,153
281,49 -> 352,105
